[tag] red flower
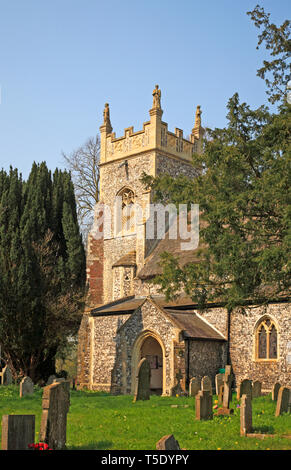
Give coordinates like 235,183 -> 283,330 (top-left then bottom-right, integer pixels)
28,442 -> 52,450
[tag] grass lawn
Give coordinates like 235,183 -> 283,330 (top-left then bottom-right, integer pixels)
0,385 -> 290,450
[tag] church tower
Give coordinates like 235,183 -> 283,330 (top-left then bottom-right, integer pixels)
77,87 -> 204,390
87,86 -> 204,306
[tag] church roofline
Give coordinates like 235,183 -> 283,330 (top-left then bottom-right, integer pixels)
89,293 -> 291,318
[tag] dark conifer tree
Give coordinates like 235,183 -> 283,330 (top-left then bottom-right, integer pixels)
0,162 -> 86,382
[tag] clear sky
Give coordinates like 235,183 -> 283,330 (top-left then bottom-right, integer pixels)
0,0 -> 290,179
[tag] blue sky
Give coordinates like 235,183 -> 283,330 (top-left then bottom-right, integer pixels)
0,0 -> 290,179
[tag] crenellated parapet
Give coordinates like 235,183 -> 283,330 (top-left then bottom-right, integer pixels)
99,85 -> 204,166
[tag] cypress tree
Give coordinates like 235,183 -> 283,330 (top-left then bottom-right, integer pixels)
0,162 -> 86,382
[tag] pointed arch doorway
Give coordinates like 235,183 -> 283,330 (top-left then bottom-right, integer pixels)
131,331 -> 165,396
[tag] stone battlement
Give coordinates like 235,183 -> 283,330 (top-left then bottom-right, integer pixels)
99,85 -> 204,165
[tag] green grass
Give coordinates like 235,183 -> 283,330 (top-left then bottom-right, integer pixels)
0,385 -> 290,450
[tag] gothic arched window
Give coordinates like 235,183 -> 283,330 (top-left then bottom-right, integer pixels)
256,317 -> 278,360
115,187 -> 135,235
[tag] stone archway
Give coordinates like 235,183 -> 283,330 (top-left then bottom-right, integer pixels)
131,331 -> 166,396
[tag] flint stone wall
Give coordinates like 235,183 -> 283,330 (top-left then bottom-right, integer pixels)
229,302 -> 291,391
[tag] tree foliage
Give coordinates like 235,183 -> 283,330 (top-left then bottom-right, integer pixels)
0,163 -> 86,382
247,4 -> 291,104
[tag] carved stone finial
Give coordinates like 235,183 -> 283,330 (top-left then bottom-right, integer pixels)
102,102 -> 112,132
192,105 -> 204,139
194,105 -> 202,129
152,84 -> 161,109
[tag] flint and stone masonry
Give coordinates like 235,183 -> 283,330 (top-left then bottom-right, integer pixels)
77,87 -> 291,395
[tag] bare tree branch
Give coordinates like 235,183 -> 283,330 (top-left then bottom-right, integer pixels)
62,135 -> 100,243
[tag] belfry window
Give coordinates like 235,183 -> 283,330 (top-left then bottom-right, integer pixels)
116,187 -> 135,235
256,317 -> 278,360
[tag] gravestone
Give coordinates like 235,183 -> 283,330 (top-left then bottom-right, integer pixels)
1,365 -> 12,385
215,365 -> 234,415
240,394 -> 253,436
215,373 -> 224,395
201,376 -> 212,395
189,377 -> 200,397
252,381 -> 261,398
195,390 -> 213,421
1,415 -> 35,450
19,377 -> 34,397
133,358 -> 151,402
272,382 -> 281,401
237,379 -> 252,401
53,378 -> 66,384
275,386 -> 290,417
171,380 -> 183,397
156,434 -> 181,450
39,380 -> 70,450
218,384 -> 224,405
46,375 -> 56,385
222,365 -> 233,409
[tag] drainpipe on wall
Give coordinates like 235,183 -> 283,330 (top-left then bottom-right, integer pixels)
226,308 -> 232,365
186,339 -> 190,392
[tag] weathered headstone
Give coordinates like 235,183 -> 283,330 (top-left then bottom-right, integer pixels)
19,376 -> 34,397
215,365 -> 234,415
195,390 -> 213,420
252,381 -> 262,398
272,382 -> 281,401
46,375 -> 56,385
53,377 -> 66,384
222,365 -> 233,409
201,375 -> 212,395
133,357 -> 151,402
275,386 -> 290,417
215,373 -> 224,395
156,434 -> 181,450
1,415 -> 35,450
240,394 -> 253,436
218,384 -> 224,405
171,380 -> 183,397
237,379 -> 252,401
189,377 -> 200,397
39,380 -> 70,450
1,365 -> 13,385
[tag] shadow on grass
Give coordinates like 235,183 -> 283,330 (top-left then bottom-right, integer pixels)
68,440 -> 113,450
252,425 -> 275,434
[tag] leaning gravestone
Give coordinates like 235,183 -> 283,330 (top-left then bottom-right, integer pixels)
1,415 -> 35,450
237,379 -> 252,401
39,380 -> 70,450
252,381 -> 262,398
189,377 -> 200,397
275,386 -> 290,417
215,373 -> 224,395
272,382 -> 281,401
240,394 -> 252,436
156,434 -> 181,450
201,376 -> 212,395
20,377 -> 34,397
195,390 -> 213,421
133,357 -> 151,402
